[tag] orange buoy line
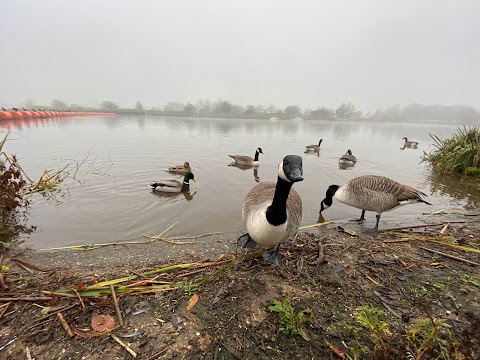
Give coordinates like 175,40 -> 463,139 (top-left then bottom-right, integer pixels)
0,109 -> 116,121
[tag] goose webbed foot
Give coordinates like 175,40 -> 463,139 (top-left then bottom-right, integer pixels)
262,249 -> 283,268
364,214 -> 380,236
349,210 -> 366,222
238,233 -> 257,248
364,227 -> 379,236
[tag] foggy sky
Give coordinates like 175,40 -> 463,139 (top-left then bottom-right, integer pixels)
1,0 -> 479,111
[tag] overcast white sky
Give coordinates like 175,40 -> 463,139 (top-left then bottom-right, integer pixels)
1,0 -> 479,111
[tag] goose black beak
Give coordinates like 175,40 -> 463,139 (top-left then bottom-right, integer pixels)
289,169 -> 303,182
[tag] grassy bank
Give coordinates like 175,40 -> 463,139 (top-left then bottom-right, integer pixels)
422,126 -> 480,177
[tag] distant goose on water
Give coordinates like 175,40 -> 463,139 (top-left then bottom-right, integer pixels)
305,139 -> 323,152
229,147 -> 263,166
238,155 -> 304,267
402,137 -> 419,148
319,175 -> 431,235
339,149 -> 357,166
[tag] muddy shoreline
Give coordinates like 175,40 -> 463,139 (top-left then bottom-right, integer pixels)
1,215 -> 480,359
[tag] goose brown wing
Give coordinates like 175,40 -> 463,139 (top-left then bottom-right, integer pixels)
350,176 -> 425,200
285,188 -> 303,238
229,155 -> 254,162
242,182 -> 275,220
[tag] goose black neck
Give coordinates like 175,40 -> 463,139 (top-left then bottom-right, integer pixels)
266,176 -> 293,226
254,150 -> 260,161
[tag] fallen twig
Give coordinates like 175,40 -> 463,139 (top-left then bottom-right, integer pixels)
110,284 -> 124,327
0,296 -> 52,302
299,221 -> 334,230
57,312 -> 74,337
10,258 -> 43,271
0,302 -> 11,320
419,247 -> 480,266
31,303 -> 79,324
111,334 -> 137,358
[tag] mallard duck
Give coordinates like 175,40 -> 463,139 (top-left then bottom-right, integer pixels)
319,175 -> 431,235
402,137 -> 419,148
165,161 -> 191,175
150,172 -> 195,193
229,147 -> 263,166
238,155 -> 303,267
305,139 -> 323,152
339,149 -> 357,166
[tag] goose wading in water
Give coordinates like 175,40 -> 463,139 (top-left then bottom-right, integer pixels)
166,161 -> 191,175
305,139 -> 323,152
150,172 -> 195,193
229,147 -> 263,166
339,149 -> 357,166
238,155 -> 303,267
319,175 -> 431,235
402,137 -> 419,148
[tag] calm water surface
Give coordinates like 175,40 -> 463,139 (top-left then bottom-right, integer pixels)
1,116 -> 478,249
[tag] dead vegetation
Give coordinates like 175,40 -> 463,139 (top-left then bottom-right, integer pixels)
0,216 -> 479,359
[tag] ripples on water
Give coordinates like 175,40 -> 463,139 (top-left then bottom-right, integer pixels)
1,116 -> 478,249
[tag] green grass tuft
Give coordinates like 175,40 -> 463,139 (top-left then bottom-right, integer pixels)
422,125 -> 480,176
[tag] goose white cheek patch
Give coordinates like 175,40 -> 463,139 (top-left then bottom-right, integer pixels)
278,163 -> 290,182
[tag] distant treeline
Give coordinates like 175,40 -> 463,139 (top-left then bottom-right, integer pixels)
27,98 -> 480,123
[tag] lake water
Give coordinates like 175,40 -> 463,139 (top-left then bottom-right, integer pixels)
1,115 -> 478,250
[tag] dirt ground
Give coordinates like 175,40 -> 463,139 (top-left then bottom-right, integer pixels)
1,216 -> 479,360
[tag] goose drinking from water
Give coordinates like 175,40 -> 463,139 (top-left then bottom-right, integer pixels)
238,155 -> 303,267
339,149 -> 357,166
229,147 -> 263,166
319,175 -> 431,235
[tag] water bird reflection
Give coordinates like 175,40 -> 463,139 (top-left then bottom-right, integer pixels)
151,190 -> 196,202
228,163 -> 260,182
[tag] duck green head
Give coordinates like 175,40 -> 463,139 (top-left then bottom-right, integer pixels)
183,172 -> 196,183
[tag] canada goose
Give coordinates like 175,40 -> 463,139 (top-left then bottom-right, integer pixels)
305,139 -> 323,152
150,172 -> 195,193
1,107 -> 6,111
229,147 -> 263,166
238,155 -> 303,267
319,175 -> 431,235
402,137 -> 419,148
339,149 -> 357,166
165,161 -> 191,175
12,107 -> 18,111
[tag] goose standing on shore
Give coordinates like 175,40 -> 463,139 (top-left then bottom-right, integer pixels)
339,149 -> 357,166
238,155 -> 304,267
319,175 -> 431,235
150,172 -> 195,193
305,139 -> 323,152
402,137 -> 419,148
229,147 -> 263,166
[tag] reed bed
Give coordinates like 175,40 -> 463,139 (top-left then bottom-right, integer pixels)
422,125 -> 480,176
